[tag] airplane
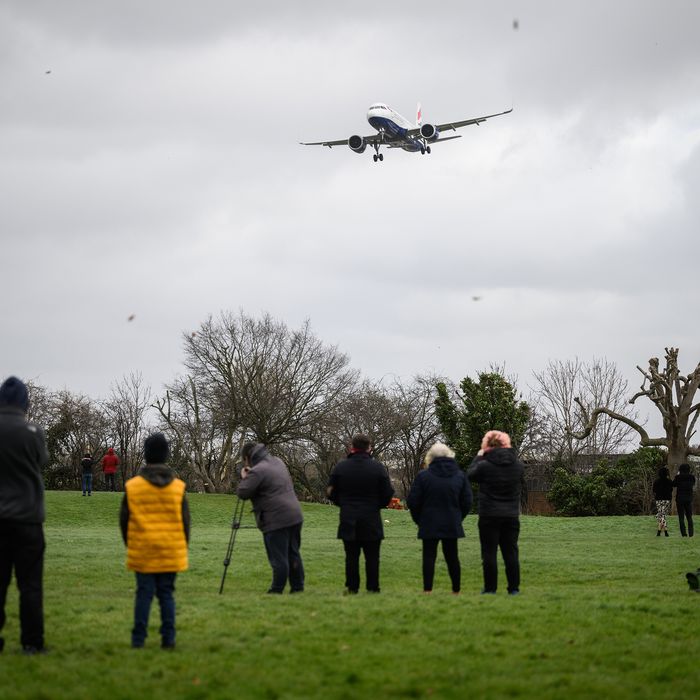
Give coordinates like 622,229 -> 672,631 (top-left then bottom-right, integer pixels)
300,103 -> 512,162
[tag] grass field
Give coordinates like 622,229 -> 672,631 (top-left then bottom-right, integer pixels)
1,492 -> 699,700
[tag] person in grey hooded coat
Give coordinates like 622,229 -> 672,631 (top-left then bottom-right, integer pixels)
237,443 -> 304,593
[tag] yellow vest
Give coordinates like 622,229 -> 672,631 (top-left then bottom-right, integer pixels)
125,475 -> 188,573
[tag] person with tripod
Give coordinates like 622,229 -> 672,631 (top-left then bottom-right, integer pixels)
236,443 -> 304,594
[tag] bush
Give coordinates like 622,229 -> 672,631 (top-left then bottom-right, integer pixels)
548,448 -> 666,516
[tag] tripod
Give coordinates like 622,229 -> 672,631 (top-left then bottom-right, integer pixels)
219,497 -> 246,594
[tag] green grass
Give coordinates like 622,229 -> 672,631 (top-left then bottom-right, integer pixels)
1,492 -> 699,699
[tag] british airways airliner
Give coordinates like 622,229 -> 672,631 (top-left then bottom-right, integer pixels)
301,103 -> 512,162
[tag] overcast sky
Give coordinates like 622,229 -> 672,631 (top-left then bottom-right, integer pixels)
1,1 -> 699,435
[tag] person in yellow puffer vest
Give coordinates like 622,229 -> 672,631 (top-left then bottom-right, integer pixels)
119,433 -> 190,649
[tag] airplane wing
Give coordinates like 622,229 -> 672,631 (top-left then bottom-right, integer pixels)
405,107 -> 512,138
300,134 -> 381,148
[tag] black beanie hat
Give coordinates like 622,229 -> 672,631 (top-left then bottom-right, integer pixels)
144,432 -> 170,464
0,376 -> 29,413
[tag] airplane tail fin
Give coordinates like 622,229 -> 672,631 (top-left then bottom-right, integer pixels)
416,102 -> 422,127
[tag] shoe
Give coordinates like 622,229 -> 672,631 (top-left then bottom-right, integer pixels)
508,590 -> 520,596
343,588 -> 358,596
289,588 -> 304,594
266,589 -> 283,594
82,493 -> 86,497
664,531 -> 669,537
481,589 -> 497,595
656,531 -> 661,536
131,642 -> 144,649
22,645 -> 48,655
161,641 -> 175,650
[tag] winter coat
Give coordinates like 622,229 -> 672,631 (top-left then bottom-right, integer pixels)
467,448 -> 524,518
81,456 -> 95,475
0,406 -> 49,523
102,448 -> 119,474
120,464 -> 190,573
407,457 -> 472,539
328,452 -> 394,541
653,477 -> 674,501
236,446 -> 303,533
672,472 -> 696,504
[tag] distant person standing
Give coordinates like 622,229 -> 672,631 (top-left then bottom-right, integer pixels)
653,467 -> 674,537
0,376 -> 49,654
327,434 -> 394,594
120,433 -> 190,649
468,430 -> 524,595
237,443 -> 305,594
102,448 -> 119,492
407,443 -> 472,594
672,464 -> 695,538
81,453 -> 94,496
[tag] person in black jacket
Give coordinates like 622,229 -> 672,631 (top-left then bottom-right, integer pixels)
672,464 -> 695,537
0,376 -> 49,654
327,434 -> 394,594
81,452 -> 94,496
652,466 -> 674,537
407,443 -> 472,594
467,430 -> 524,595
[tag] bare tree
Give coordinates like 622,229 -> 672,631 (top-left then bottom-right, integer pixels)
104,372 -> 153,483
389,374 -> 442,497
569,347 -> 700,469
183,311 -> 358,446
153,374 -> 238,493
532,358 -> 637,465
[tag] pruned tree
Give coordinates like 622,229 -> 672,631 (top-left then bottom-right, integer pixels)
569,347 -> 700,469
531,358 -> 637,465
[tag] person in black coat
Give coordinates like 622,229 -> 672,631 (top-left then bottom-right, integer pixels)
327,434 -> 394,593
672,464 -> 696,537
407,443 -> 472,594
652,466 -> 674,537
81,453 -> 94,496
467,430 -> 524,595
0,376 -> 49,654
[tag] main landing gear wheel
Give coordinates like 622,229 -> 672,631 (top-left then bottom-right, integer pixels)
379,153 -> 383,161
420,147 -> 425,155
373,153 -> 384,162
426,146 -> 431,154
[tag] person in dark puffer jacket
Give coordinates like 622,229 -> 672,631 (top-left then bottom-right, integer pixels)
468,430 -> 524,595
0,376 -> 49,655
672,464 -> 696,537
407,443 -> 472,594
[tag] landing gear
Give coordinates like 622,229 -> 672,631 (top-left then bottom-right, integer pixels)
372,143 -> 384,163
426,145 -> 431,154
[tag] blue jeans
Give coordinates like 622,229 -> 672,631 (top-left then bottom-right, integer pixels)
262,524 -> 304,593
81,474 -> 92,495
132,572 -> 176,647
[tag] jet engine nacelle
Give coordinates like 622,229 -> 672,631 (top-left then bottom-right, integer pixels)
348,135 -> 367,154
420,123 -> 440,142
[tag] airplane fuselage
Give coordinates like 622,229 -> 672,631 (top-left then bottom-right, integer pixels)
366,103 -> 423,152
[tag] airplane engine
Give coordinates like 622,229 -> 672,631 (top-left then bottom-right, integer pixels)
348,135 -> 367,154
420,123 -> 440,142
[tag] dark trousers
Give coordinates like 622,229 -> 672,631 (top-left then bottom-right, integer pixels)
105,473 -> 116,491
343,539 -> 381,592
677,501 -> 694,537
81,473 -> 92,495
422,538 -> 461,592
132,572 -> 176,647
0,521 -> 45,649
262,524 -> 304,593
478,516 -> 520,593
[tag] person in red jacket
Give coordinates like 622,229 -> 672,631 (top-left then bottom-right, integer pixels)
102,448 -> 120,492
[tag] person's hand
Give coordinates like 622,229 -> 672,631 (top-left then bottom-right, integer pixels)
477,449 -> 484,456
241,466 -> 250,479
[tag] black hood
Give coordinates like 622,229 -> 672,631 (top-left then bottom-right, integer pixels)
428,456 -> 461,477
484,448 -> 517,466
249,444 -> 270,466
138,463 -> 175,487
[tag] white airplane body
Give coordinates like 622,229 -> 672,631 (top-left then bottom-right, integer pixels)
301,103 -> 512,162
